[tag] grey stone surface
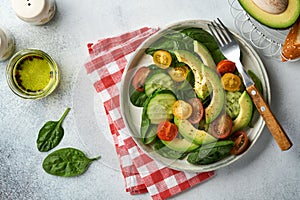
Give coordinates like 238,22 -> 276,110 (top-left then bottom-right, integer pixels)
1,0 -> 300,199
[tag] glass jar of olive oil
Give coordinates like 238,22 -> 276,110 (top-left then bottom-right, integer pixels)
6,49 -> 59,99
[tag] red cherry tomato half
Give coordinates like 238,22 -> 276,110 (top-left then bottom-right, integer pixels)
216,60 -> 236,75
187,98 -> 204,124
132,67 -> 151,92
210,114 -> 233,139
230,131 -> 250,155
157,121 -> 178,141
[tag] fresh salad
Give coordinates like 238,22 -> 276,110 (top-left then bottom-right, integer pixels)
129,27 -> 262,165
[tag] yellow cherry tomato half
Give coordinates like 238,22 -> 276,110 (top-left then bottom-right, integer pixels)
221,73 -> 242,92
168,65 -> 189,82
172,100 -> 193,120
153,50 -> 172,69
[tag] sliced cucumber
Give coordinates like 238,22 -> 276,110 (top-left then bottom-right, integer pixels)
144,72 -> 174,96
146,90 -> 177,124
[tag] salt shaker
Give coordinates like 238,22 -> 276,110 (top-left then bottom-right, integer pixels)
0,27 -> 15,62
11,0 -> 56,25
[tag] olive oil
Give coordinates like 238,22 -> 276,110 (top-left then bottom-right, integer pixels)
6,49 -> 59,99
14,55 -> 52,93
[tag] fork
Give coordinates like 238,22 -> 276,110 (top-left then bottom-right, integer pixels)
208,18 -> 292,151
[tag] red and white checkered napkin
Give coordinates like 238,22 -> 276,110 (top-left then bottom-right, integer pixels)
84,27 -> 215,200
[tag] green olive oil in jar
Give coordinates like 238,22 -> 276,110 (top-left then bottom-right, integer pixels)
6,49 -> 59,99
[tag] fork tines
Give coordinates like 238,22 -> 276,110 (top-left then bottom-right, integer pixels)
208,18 -> 234,47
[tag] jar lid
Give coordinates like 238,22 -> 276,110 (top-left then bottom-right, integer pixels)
12,0 -> 46,20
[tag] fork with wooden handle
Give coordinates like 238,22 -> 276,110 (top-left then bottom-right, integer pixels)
208,18 -> 292,151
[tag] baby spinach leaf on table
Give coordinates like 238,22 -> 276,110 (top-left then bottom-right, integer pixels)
37,108 -> 71,152
42,147 -> 100,177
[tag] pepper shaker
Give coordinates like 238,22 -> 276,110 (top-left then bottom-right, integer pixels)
0,27 -> 15,62
11,0 -> 56,25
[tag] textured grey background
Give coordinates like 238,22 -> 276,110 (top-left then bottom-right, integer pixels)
1,0 -> 300,199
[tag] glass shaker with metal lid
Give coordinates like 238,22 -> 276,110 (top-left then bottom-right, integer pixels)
11,0 -> 56,25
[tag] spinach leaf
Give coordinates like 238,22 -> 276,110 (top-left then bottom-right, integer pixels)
247,69 -> 263,127
187,140 -> 234,165
198,119 -> 209,132
145,31 -> 193,55
145,28 -> 226,64
141,116 -> 151,142
140,94 -> 152,143
130,88 -> 148,107
42,147 -> 100,177
248,70 -> 263,94
37,108 -> 70,152
143,124 -> 157,144
181,28 -> 226,63
175,70 -> 196,100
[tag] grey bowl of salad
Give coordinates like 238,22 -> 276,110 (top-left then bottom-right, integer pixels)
120,20 -> 270,172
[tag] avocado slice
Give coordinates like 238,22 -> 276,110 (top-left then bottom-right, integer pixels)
174,117 -> 217,145
153,139 -> 188,159
194,41 -> 216,69
161,138 -> 199,153
174,50 -> 225,123
231,91 -> 253,133
238,0 -> 300,28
